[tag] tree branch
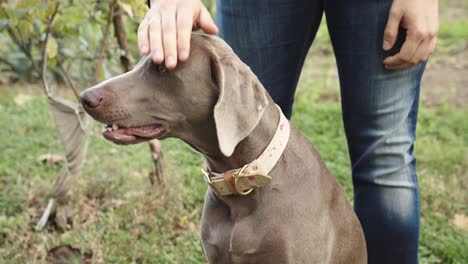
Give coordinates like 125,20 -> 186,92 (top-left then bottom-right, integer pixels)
41,2 -> 60,96
57,59 -> 80,101
113,2 -> 132,72
95,0 -> 116,82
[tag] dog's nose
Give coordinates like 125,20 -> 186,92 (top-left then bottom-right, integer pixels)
80,90 -> 103,108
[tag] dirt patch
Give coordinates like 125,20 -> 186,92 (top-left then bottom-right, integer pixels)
421,53 -> 468,108
441,0 -> 467,21
453,214 -> 468,232
302,49 -> 468,109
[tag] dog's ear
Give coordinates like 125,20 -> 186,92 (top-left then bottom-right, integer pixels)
211,56 -> 269,157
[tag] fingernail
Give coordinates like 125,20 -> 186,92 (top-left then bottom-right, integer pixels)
179,50 -> 189,60
383,40 -> 391,50
166,56 -> 176,68
141,46 -> 149,54
153,51 -> 163,61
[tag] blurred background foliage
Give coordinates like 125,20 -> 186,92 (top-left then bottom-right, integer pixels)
0,0 -> 216,84
0,0 -> 148,83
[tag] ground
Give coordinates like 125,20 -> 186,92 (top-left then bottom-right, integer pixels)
0,1 -> 467,263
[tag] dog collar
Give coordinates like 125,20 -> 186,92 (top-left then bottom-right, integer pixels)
202,105 -> 290,196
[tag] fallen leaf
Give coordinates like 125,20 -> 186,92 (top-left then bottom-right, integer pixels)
13,93 -> 32,107
453,214 -> 468,232
38,154 -> 64,165
132,228 -> 143,239
47,245 -> 92,264
179,215 -> 189,227
80,198 -> 100,227
28,194 -> 38,204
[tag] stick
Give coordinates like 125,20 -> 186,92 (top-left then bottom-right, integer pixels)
113,3 -> 132,72
95,0 -> 116,81
57,60 -> 80,102
148,139 -> 164,186
41,2 -> 60,96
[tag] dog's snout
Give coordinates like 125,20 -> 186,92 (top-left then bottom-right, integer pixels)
80,89 -> 103,109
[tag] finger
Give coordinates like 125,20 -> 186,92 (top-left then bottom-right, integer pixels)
413,39 -> 432,64
383,6 -> 403,50
384,37 -> 421,66
424,21 -> 438,60
198,6 -> 218,35
427,37 -> 437,59
384,62 -> 412,70
149,13 -> 164,63
161,7 -> 178,69
138,16 -> 150,54
176,8 -> 193,61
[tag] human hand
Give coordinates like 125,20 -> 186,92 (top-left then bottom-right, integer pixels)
383,0 -> 438,70
138,0 -> 218,69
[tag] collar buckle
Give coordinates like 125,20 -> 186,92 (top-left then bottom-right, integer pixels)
233,165 -> 254,196
202,169 -> 226,197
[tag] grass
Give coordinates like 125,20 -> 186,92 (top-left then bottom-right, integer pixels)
437,19 -> 468,54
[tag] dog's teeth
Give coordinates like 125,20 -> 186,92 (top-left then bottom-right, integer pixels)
112,124 -> 118,130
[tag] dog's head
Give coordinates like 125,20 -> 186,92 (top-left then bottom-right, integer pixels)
80,35 -> 269,157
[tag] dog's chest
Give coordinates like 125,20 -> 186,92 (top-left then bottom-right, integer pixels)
201,211 -> 279,263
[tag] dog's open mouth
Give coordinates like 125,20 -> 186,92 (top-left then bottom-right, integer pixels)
102,123 -> 165,144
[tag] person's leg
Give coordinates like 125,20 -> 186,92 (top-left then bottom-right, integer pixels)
325,1 -> 424,263
216,0 -> 323,118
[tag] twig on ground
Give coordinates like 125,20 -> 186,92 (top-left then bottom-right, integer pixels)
148,139 -> 164,186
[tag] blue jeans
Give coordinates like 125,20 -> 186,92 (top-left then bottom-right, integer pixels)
216,0 -> 425,263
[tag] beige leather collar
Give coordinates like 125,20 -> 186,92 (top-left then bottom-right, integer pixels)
202,105 -> 290,196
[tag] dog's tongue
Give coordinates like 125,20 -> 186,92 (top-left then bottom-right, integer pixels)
102,125 -> 163,144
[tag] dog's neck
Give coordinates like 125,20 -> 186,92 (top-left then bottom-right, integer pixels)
202,102 -> 280,174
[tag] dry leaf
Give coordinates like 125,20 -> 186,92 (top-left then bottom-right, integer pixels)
19,126 -> 30,135
47,245 -> 92,264
132,228 -> 143,239
38,154 -> 64,165
453,214 -> 468,232
13,93 -> 32,107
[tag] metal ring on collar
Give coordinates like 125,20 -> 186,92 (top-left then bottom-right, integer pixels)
233,165 -> 254,195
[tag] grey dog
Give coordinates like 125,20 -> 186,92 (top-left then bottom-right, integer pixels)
80,34 -> 367,264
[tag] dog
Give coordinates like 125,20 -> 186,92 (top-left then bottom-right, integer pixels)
80,34 -> 367,264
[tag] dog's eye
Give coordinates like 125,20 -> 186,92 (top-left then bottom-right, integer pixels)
158,64 -> 166,73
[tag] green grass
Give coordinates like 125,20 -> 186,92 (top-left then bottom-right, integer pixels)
0,80 -> 466,263
437,19 -> 468,53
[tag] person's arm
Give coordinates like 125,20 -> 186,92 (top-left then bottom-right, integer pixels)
383,0 -> 438,70
139,0 -> 218,69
